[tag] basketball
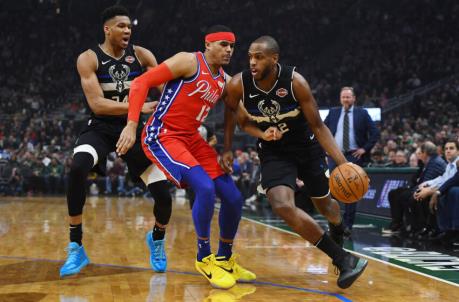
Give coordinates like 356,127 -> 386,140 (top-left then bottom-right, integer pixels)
329,163 -> 369,203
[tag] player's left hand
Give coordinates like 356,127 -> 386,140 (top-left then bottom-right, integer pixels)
262,126 -> 282,141
352,148 -> 366,159
220,150 -> 234,174
116,122 -> 137,155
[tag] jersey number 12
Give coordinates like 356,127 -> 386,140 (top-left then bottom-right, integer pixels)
196,105 -> 211,122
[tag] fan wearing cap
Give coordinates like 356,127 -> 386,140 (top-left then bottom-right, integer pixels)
116,25 -> 256,289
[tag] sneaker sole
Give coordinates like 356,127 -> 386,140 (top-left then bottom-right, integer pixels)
337,259 -> 368,289
60,258 -> 90,277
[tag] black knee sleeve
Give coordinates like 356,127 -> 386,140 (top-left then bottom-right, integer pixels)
67,152 -> 94,216
148,180 -> 172,225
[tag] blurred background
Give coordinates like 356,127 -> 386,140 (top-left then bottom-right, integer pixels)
0,0 -> 458,199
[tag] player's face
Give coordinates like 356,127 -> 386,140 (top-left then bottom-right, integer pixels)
104,16 -> 132,49
340,89 -> 356,109
444,142 -> 458,162
248,43 -> 277,81
206,40 -> 235,65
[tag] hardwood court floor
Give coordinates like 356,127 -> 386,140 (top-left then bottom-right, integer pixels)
0,196 -> 458,302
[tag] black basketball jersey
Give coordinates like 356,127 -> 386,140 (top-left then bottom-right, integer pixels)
241,64 -> 316,147
89,44 -> 143,124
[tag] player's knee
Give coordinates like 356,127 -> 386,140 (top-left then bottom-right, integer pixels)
223,189 -> 243,211
197,178 -> 215,198
314,197 -> 334,215
271,200 -> 296,217
149,181 -> 171,204
69,153 -> 94,180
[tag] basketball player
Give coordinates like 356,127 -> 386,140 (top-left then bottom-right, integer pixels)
116,25 -> 255,289
222,36 -> 368,289
60,6 -> 172,277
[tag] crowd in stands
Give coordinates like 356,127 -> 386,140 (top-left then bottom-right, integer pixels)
1,1 -> 459,245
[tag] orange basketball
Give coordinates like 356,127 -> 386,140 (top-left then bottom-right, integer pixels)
329,162 -> 369,203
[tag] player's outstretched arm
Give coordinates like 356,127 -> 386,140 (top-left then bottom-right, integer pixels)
77,50 -> 130,115
116,52 -> 197,155
292,72 -> 347,166
134,45 -> 165,96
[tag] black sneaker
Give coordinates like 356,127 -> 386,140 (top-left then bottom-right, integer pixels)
334,253 -> 368,289
328,222 -> 345,247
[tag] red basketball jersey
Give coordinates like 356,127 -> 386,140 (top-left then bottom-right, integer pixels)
146,52 -> 226,137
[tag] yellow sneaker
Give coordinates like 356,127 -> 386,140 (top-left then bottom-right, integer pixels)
195,254 -> 236,289
204,284 -> 257,302
214,254 -> 256,283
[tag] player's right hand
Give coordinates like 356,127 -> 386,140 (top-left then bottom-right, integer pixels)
261,126 -> 282,141
220,150 -> 234,174
141,101 -> 158,114
116,122 -> 137,155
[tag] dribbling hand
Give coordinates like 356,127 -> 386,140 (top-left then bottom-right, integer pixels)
116,122 -> 137,155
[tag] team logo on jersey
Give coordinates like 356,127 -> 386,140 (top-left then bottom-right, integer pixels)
125,56 -> 135,64
276,88 -> 288,98
108,64 -> 130,93
258,99 -> 280,123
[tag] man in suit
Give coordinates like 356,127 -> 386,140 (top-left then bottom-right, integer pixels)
324,87 -> 380,235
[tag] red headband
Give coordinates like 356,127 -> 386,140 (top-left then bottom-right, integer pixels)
205,32 -> 236,43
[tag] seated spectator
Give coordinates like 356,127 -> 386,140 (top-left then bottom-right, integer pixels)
409,141 -> 447,238
387,150 -> 409,167
385,142 -> 446,236
414,140 -> 458,201
430,157 -> 459,246
384,148 -> 423,234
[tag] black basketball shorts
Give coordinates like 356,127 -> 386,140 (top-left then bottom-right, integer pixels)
258,143 -> 330,198
73,118 -> 152,181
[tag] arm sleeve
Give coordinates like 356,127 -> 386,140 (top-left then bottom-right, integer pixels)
128,63 -> 174,123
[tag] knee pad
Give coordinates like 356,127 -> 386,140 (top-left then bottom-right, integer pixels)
73,144 -> 98,167
69,153 -> 94,180
67,152 -> 94,216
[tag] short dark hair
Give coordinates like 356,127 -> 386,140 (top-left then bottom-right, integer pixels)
206,25 -> 233,35
101,5 -> 130,24
252,35 -> 280,55
445,137 -> 459,150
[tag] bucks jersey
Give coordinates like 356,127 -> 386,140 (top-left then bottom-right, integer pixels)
241,64 -> 317,147
90,44 -> 143,124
